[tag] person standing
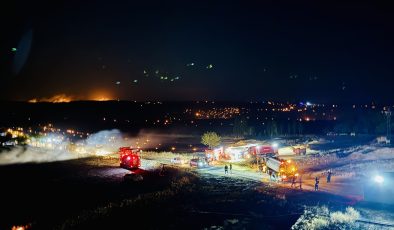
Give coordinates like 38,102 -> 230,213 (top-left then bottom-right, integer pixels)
159,164 -> 165,176
224,165 -> 228,174
299,174 -> 302,189
327,170 -> 332,183
229,163 -> 232,174
314,177 -> 319,191
291,176 -> 296,188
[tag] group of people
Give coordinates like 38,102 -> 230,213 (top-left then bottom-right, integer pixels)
314,169 -> 333,191
288,169 -> 333,191
224,163 -> 232,174
222,163 -> 333,192
290,174 -> 303,189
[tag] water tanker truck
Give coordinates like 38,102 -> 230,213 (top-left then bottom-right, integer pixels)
262,157 -> 298,181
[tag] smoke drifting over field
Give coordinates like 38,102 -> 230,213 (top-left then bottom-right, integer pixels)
129,129 -> 196,149
0,147 -> 73,165
0,129 -> 197,165
0,129 -> 124,165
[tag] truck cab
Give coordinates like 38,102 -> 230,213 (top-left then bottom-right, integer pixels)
119,147 -> 141,169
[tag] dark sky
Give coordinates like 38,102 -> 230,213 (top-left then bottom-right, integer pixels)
1,0 -> 394,102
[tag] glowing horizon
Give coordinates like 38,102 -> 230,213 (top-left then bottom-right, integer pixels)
28,90 -> 115,103
28,94 -> 73,103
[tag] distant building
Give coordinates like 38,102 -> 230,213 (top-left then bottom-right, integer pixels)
377,136 -> 390,144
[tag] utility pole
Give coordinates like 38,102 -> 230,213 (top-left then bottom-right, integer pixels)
385,108 -> 391,145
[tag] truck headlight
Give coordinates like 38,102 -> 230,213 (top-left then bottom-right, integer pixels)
374,175 -> 384,184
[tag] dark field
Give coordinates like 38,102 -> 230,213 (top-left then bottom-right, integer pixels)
0,156 -> 366,230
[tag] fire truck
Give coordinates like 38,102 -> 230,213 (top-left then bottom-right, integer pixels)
119,147 -> 141,169
262,157 -> 298,181
205,147 -> 224,161
249,145 -> 278,156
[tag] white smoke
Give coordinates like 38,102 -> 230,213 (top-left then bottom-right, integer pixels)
83,129 -> 130,152
127,129 -> 196,149
0,129 -> 130,165
0,147 -> 74,165
0,129 -> 198,165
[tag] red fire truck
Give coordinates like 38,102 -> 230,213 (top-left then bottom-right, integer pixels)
119,147 -> 141,169
248,145 -> 278,156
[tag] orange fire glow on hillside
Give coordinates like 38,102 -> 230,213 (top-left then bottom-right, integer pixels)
89,90 -> 114,101
28,94 -> 73,103
94,97 -> 111,101
27,90 -> 115,103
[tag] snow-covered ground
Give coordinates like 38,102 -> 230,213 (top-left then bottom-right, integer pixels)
298,145 -> 394,175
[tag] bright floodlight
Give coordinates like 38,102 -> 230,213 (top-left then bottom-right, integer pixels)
374,175 -> 384,183
272,142 -> 278,148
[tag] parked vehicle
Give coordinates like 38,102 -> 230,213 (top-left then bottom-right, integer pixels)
189,158 -> 208,168
262,157 -> 298,181
119,147 -> 141,169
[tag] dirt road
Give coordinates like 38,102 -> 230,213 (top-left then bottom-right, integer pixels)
196,165 -> 359,192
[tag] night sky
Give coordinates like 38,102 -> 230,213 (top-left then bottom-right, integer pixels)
1,1 -> 394,103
